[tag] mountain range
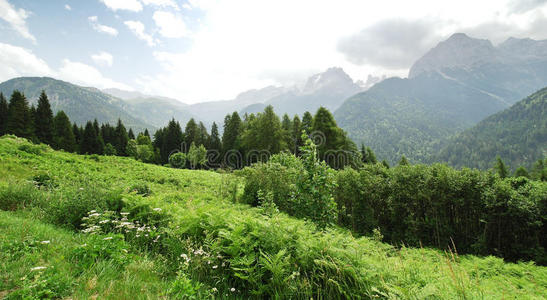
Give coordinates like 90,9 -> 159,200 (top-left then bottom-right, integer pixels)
335,33 -> 547,165
0,32 -> 545,170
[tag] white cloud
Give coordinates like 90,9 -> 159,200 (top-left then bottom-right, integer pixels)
91,51 -> 114,67
124,20 -> 156,46
58,59 -> 132,90
0,0 -> 36,42
88,16 -> 118,36
99,0 -> 142,12
135,0 -> 547,103
141,0 -> 179,9
0,42 -> 131,90
0,42 -> 52,81
153,11 -> 188,38
64,4 -> 71,11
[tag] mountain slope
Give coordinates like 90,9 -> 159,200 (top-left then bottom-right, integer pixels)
435,87 -> 547,170
0,77 -> 154,132
335,33 -> 547,164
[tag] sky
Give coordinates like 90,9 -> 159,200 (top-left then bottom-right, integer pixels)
1,0 -> 547,103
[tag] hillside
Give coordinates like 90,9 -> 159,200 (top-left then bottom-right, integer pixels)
335,33 -> 547,165
1,135 -> 545,298
435,87 -> 547,170
0,77 -> 154,132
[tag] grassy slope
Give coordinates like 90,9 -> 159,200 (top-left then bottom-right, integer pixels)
0,135 -> 546,299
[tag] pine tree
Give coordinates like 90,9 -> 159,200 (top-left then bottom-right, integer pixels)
398,155 -> 410,166
222,112 -> 242,154
144,128 -> 150,138
7,91 -> 33,139
0,93 -> 9,135
311,107 -> 345,164
292,115 -> 302,154
494,156 -> 508,178
73,123 -> 81,145
530,159 -> 546,181
80,121 -> 102,154
209,122 -> 222,151
128,128 -> 135,140
197,122 -> 209,147
114,119 -> 129,156
160,119 -> 184,164
361,144 -> 377,164
34,91 -> 54,145
381,160 -> 390,168
52,111 -> 76,152
301,111 -> 313,134
184,118 -> 198,148
281,113 -> 293,153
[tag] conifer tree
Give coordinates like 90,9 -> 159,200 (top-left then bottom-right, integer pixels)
494,156 -> 508,178
0,93 -> 8,136
198,121 -> 209,147
398,155 -> 410,166
80,121 -> 102,154
530,159 -> 546,181
144,128 -> 150,138
34,91 -> 54,145
52,111 -> 76,152
184,118 -> 198,148
160,119 -> 184,163
301,111 -> 313,134
311,107 -> 345,163
73,123 -> 81,145
128,128 -> 135,140
292,115 -> 302,154
281,113 -> 293,152
209,122 -> 222,151
114,119 -> 129,156
222,112 -> 242,154
7,91 -> 33,139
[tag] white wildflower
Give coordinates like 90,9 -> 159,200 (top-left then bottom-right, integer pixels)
103,236 -> 113,240
230,288 -> 235,292
40,240 -> 50,244
212,265 -> 218,269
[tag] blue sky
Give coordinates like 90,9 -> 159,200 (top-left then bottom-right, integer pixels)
1,0 -> 547,103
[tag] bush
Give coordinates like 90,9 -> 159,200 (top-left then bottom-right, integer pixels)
0,184 -> 42,211
169,152 -> 187,169
129,182 -> 152,197
18,143 -> 44,155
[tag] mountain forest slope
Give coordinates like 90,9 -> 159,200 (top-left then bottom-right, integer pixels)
0,77 -> 153,132
335,33 -> 547,165
435,87 -> 547,170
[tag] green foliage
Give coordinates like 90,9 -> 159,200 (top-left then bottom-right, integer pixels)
125,139 -> 137,157
52,110 -> 76,152
104,142 -> 117,156
34,90 -> 54,145
169,152 -> 187,168
514,166 -> 530,178
0,92 -> 8,135
18,143 -> 45,155
7,90 -> 34,139
167,272 -> 206,299
187,142 -> 207,169
437,87 -> 547,170
70,234 -> 131,270
494,156 -> 509,178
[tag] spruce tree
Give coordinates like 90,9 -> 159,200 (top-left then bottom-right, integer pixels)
73,123 -> 81,145
398,155 -> 410,166
80,121 -> 102,154
222,112 -> 242,154
7,91 -> 33,139
292,115 -> 302,154
0,93 -> 8,136
52,111 -> 76,152
144,128 -> 150,138
198,122 -> 209,147
34,91 -> 54,145
160,119 -> 184,163
114,119 -> 129,156
494,156 -> 508,178
530,159 -> 546,181
209,122 -> 222,151
301,111 -> 313,134
311,107 -> 345,163
128,128 -> 135,140
184,118 -> 198,148
281,113 -> 293,153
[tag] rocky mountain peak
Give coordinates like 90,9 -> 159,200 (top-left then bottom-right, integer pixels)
409,33 -> 496,78
301,67 -> 358,94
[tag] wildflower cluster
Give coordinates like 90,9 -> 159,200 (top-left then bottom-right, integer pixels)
81,209 -> 162,251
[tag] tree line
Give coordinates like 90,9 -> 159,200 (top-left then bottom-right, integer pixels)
239,135 -> 547,264
0,90 -> 361,169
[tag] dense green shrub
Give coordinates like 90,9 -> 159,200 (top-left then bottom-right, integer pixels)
0,183 -> 42,211
169,152 -> 186,169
